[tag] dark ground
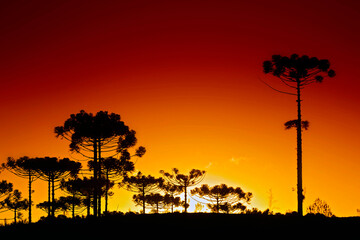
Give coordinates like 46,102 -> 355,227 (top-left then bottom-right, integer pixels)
1,213 -> 359,238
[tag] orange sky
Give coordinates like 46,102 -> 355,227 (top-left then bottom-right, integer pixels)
0,0 -> 359,219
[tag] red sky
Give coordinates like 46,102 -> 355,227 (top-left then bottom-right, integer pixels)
0,0 -> 359,219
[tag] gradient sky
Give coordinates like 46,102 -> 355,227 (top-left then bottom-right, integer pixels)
0,0 -> 359,219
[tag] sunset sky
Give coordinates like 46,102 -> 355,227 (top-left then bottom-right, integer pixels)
0,0 -> 359,219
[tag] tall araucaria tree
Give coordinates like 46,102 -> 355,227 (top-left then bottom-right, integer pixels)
1,156 -> 38,223
263,54 -> 335,216
55,110 -> 145,216
33,157 -> 81,217
160,168 -> 205,213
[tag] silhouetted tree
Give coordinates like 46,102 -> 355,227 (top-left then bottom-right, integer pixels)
0,180 -> 13,199
1,156 -> 39,223
88,156 -> 136,213
161,183 -> 183,213
33,157 -> 81,217
133,193 -> 165,213
163,193 -> 183,213
191,184 -> 252,213
0,190 -> 29,223
160,168 -> 205,213
37,196 -> 74,216
307,198 -> 334,217
121,172 -> 163,214
61,177 -> 97,216
263,54 -> 335,216
55,110 -> 145,216
60,178 -> 92,217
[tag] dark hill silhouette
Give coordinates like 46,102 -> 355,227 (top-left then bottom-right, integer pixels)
0,213 -> 359,238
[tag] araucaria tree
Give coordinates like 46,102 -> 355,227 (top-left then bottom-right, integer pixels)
191,184 -> 252,213
55,110 -> 145,216
1,156 -> 38,223
0,190 -> 29,223
121,172 -> 163,214
263,54 -> 335,216
160,168 -> 205,213
33,157 -> 81,217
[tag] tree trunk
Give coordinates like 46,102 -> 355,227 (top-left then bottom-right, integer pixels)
184,185 -> 188,213
28,173 -> 32,223
86,197 -> 90,217
296,79 -> 303,216
51,177 -> 55,217
72,193 -> 75,218
105,170 -> 109,214
98,139 -> 102,216
14,208 -> 17,224
93,140 -> 98,217
142,186 -> 145,214
48,177 -> 51,217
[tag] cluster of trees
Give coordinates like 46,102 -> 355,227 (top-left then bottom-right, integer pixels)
0,53 -> 337,222
0,110 -> 253,223
0,110 -> 145,223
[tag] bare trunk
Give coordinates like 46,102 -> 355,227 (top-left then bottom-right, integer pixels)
105,170 -> 109,214
296,80 -> 303,216
51,177 -> 55,217
14,208 -> 17,224
184,185 -> 188,213
142,185 -> 146,214
93,140 -> 98,217
98,139 -> 102,216
28,173 -> 32,223
48,177 -> 51,217
72,193 -> 75,218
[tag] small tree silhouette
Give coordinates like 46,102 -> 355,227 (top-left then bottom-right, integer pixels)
160,168 -> 205,213
133,193 -> 165,213
0,190 -> 29,223
55,110 -> 145,216
191,184 -> 252,213
307,198 -> 333,217
33,157 -> 81,217
37,196 -> 74,216
60,178 -> 93,217
1,156 -> 39,223
263,54 -> 335,216
61,177 -> 98,216
121,172 -> 163,214
161,182 -> 183,213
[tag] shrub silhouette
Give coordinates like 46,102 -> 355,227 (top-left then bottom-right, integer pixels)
307,198 -> 334,217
